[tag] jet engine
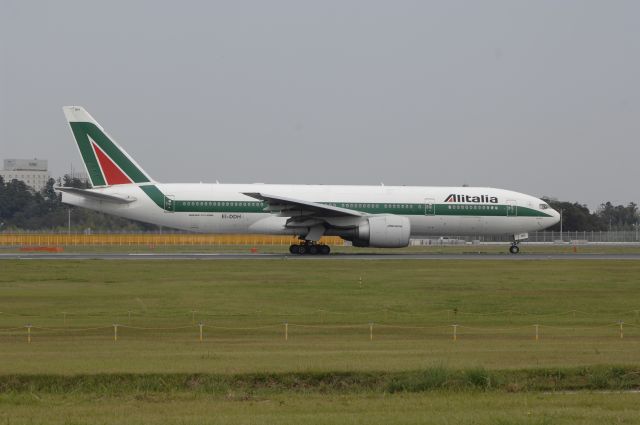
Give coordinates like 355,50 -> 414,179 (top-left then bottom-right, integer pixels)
337,215 -> 411,248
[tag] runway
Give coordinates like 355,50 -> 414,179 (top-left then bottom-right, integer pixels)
2,252 -> 640,260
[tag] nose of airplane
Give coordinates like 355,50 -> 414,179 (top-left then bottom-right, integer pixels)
549,207 -> 561,226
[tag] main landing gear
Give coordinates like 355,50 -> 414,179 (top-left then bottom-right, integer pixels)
289,242 -> 331,255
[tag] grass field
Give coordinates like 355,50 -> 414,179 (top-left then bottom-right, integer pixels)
1,259 -> 640,374
3,391 -> 639,425
2,391 -> 639,425
1,259 -> 640,423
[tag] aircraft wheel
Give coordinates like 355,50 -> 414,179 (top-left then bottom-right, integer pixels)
298,245 -> 307,255
319,245 -> 331,255
309,245 -> 319,255
289,245 -> 300,255
509,245 -> 520,254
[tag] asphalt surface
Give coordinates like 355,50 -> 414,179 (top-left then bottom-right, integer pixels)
2,252 -> 640,260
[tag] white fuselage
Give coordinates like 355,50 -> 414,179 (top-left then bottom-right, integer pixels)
61,183 -> 560,237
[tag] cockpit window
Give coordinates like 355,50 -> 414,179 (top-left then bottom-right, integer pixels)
539,203 -> 549,210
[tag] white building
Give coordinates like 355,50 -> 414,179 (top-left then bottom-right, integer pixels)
1,158 -> 50,191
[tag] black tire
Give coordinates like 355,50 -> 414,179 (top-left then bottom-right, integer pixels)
509,245 -> 520,254
309,245 -> 319,255
289,245 -> 300,255
298,245 -> 307,255
320,245 -> 331,255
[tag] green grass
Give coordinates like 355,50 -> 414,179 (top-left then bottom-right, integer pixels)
2,366 -> 640,424
1,259 -> 640,423
3,366 -> 639,394
1,260 -> 640,374
2,391 -> 639,425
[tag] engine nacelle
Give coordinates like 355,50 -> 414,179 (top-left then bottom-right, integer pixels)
348,215 -> 411,248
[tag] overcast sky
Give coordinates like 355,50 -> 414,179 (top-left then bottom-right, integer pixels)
1,0 -> 638,208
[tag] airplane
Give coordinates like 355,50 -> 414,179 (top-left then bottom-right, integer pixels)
58,106 -> 560,255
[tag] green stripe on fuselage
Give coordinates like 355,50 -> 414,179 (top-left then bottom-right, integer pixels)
138,186 -> 552,218
140,185 -> 166,209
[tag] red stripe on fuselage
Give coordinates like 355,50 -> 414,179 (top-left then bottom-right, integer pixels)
91,141 -> 132,185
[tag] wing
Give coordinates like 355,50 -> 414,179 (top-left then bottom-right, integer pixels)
243,192 -> 365,217
56,187 -> 137,204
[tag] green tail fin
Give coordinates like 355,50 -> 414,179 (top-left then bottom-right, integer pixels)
63,106 -> 153,187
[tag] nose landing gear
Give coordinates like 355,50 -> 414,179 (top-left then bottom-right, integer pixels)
508,233 -> 528,254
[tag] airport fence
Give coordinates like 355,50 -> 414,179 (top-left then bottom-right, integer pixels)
413,230 -> 640,244
2,231 -> 640,247
0,233 -> 344,247
1,308 -> 638,344
516,230 -> 639,243
0,322 -> 636,344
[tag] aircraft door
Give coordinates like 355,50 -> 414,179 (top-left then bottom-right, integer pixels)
164,195 -> 175,213
506,199 -> 517,217
424,198 -> 435,215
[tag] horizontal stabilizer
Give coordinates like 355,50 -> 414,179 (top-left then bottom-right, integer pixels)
56,187 -> 136,204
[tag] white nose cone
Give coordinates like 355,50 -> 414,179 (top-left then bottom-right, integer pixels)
550,208 -> 561,226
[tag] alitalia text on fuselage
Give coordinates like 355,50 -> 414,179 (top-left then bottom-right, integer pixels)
444,194 -> 498,203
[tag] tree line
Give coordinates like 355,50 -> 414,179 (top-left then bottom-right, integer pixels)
0,176 -> 637,232
542,198 -> 638,232
0,175 -> 156,232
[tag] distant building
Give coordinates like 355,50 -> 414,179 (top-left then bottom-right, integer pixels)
0,158 -> 50,191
